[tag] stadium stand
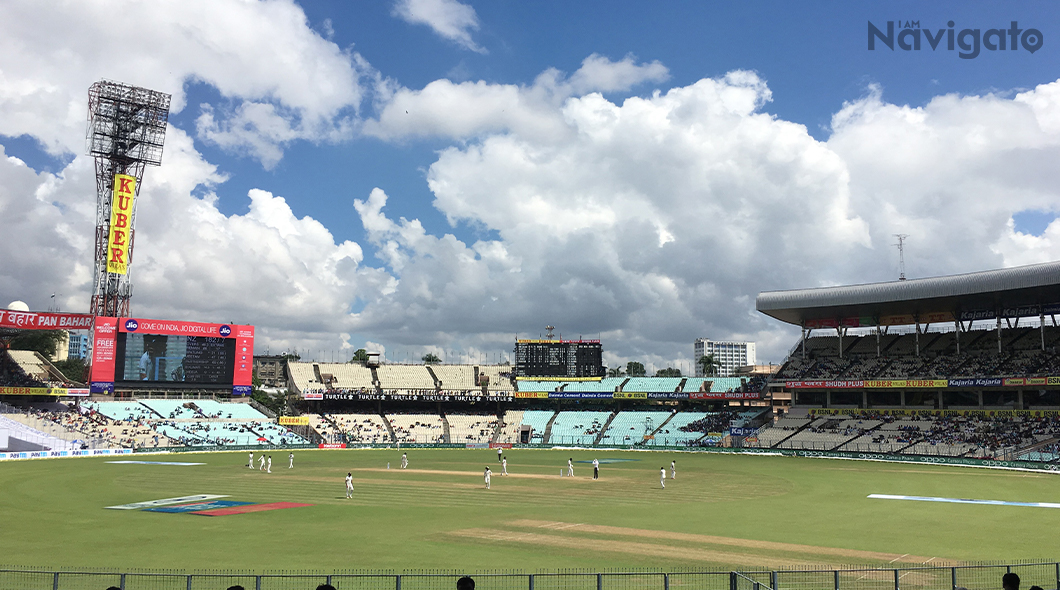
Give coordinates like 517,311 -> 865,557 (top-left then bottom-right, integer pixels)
388,413 -> 445,443
0,402 -> 111,450
317,413 -> 391,444
289,362 -> 325,394
496,409 -> 525,443
518,410 -> 555,444
751,415 -> 814,448
376,365 -> 437,393
446,413 -> 498,443
2,350 -> 72,387
75,400 -> 302,448
0,414 -> 79,451
747,409 -> 1060,458
564,378 -> 625,392
516,381 -> 561,392
317,362 -> 376,390
477,365 -> 515,392
650,412 -> 708,446
597,410 -> 670,445
622,377 -> 681,392
547,410 -> 612,445
431,365 -> 477,390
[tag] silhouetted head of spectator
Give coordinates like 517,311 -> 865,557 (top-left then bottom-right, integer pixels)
1003,573 -> 1020,590
316,584 -> 337,590
226,585 -> 245,590
457,575 -> 475,590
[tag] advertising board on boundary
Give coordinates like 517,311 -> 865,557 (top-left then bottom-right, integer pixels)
809,408 -> 1060,418
787,377 -> 1060,389
0,448 -> 133,461
0,387 -> 89,397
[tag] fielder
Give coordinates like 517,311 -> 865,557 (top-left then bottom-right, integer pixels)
267,455 -> 272,473
671,460 -> 676,479
502,456 -> 508,475
345,472 -> 354,498
258,454 -> 266,470
401,452 -> 408,469
660,466 -> 666,488
567,457 -> 574,477
289,452 -> 294,469
484,466 -> 492,489
248,452 -> 254,469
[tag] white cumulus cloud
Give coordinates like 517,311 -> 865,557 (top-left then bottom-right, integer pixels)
392,0 -> 486,53
364,53 -> 670,142
0,0 -> 370,167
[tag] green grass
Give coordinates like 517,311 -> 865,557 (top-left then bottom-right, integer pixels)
0,449 -> 1057,571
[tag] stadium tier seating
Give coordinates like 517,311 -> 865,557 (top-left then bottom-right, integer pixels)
650,412 -> 709,446
516,381 -> 560,392
777,325 -> 1060,381
750,416 -> 813,448
431,365 -> 477,390
597,411 -> 671,445
622,377 -> 681,392
518,410 -> 555,443
84,401 -> 157,422
288,362 -> 324,394
317,362 -> 376,390
547,410 -> 612,445
388,413 -> 445,443
446,414 -> 498,443
477,365 -> 515,392
496,410 -> 525,443
564,378 -> 625,392
376,365 -> 436,392
76,400 -> 300,448
309,413 -> 342,443
320,413 -> 391,443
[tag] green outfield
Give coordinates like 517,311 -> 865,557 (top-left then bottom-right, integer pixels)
0,448 -> 1057,571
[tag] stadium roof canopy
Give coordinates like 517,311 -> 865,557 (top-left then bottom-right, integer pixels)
756,260 -> 1060,328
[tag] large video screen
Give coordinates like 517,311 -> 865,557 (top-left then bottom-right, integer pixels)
115,333 -> 235,385
90,317 -> 254,395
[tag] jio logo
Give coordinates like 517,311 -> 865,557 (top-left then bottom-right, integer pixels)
219,325 -> 232,337
124,319 -> 138,331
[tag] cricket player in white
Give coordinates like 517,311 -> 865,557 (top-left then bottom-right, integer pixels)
345,472 -> 354,498
671,460 -> 676,479
259,454 -> 266,470
267,455 -> 272,473
401,452 -> 408,469
660,467 -> 666,488
567,458 -> 574,477
248,452 -> 254,469
289,453 -> 294,469
502,456 -> 508,475
484,466 -> 492,489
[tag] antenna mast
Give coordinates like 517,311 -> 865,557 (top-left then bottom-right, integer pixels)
893,234 -> 909,281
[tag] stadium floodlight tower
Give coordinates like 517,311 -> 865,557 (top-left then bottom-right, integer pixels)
86,80 -> 172,317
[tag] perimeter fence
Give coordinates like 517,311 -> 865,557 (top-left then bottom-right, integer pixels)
0,562 -> 1056,590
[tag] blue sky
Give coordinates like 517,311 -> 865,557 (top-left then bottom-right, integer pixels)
1,0 -> 1059,369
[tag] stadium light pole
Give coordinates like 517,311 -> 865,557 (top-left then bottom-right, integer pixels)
86,80 -> 171,318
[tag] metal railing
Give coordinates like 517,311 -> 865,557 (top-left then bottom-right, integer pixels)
0,562 -> 1055,590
